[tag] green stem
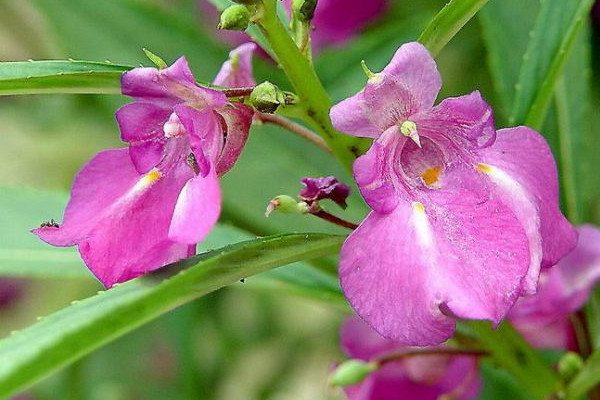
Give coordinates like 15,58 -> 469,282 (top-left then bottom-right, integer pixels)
418,0 -> 491,56
257,0 -> 364,172
554,76 -> 581,224
468,321 -> 559,400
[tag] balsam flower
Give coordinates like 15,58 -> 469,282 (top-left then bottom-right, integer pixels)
330,42 -> 577,345
510,225 -> 600,350
34,45 -> 255,287
340,317 -> 480,400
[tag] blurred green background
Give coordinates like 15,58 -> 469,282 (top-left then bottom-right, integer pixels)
0,0 -> 599,398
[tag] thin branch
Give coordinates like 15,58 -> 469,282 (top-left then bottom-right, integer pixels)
374,348 -> 488,366
311,209 -> 358,230
257,112 -> 332,153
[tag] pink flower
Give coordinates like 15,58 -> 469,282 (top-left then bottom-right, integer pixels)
33,45 -> 255,287
330,42 -> 577,345
299,176 -> 350,208
340,317 -> 480,400
510,225 -> 600,350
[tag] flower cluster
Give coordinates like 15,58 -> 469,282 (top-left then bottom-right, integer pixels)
33,44 -> 257,287
331,42 -> 577,345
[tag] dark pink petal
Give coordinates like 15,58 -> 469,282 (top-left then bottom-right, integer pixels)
214,103 -> 253,176
35,148 -> 195,287
168,170 -> 221,245
330,42 -> 441,138
341,316 -> 398,361
128,139 -> 167,174
341,178 -> 530,344
414,91 -> 495,149
299,176 -> 350,208
510,225 -> 600,350
213,43 -> 257,88
122,56 -> 227,107
115,102 -> 171,142
478,126 -> 577,270
173,104 -> 224,175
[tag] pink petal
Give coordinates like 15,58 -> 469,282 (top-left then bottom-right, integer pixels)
115,102 -> 171,142
214,103 -> 253,176
213,42 -> 257,88
122,56 -> 227,107
414,91 -> 495,149
168,170 -> 221,245
173,104 -> 224,174
128,139 -> 167,174
330,42 -> 441,138
341,316 -> 399,361
478,126 -> 577,270
34,148 -> 195,287
341,179 -> 531,345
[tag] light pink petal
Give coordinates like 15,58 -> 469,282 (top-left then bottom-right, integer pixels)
121,56 -> 227,107
340,205 -> 456,346
128,139 -> 167,174
173,104 -> 224,175
330,42 -> 441,138
478,126 -> 577,270
34,149 -> 195,287
214,103 -> 253,176
340,317 -> 399,361
414,91 -> 495,149
168,170 -> 221,245
213,42 -> 257,88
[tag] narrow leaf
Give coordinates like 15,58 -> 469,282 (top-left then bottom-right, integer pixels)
511,0 -> 594,129
0,60 -> 131,95
418,0 -> 491,57
0,233 -> 343,398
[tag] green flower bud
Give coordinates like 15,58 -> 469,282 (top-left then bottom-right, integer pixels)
329,360 -> 378,387
142,48 -> 167,69
265,195 -> 308,217
292,0 -> 318,22
218,5 -> 250,31
249,81 -> 285,114
558,352 -> 584,383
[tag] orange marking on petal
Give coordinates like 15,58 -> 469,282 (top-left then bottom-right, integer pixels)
421,167 -> 441,186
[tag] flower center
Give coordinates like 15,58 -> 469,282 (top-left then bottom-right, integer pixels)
400,137 -> 445,189
399,120 -> 421,147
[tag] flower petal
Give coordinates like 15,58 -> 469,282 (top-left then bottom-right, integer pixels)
128,139 -> 167,174
330,42 -> 441,138
168,170 -> 221,245
341,317 -> 399,361
341,177 -> 531,344
213,42 -> 257,88
414,91 -> 495,149
121,56 -> 227,107
478,126 -> 577,270
115,102 -> 171,142
34,148 -> 195,287
214,103 -> 253,176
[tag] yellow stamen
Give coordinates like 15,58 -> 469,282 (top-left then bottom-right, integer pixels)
421,167 -> 441,186
144,168 -> 162,183
413,202 -> 425,213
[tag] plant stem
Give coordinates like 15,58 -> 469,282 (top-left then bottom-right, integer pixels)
257,0 -> 365,173
257,112 -> 331,153
374,348 -> 487,366
311,209 -> 358,230
222,87 -> 255,97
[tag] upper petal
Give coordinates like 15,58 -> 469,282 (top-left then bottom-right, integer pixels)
168,170 -> 221,245
115,102 -> 172,143
121,56 -> 227,107
414,91 -> 495,150
477,126 -> 577,270
213,42 -> 257,88
330,42 -> 441,138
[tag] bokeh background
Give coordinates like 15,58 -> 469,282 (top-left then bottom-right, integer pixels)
1,0 -> 599,398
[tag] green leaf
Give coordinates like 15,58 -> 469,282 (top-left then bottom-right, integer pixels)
0,60 -> 131,96
468,321 -> 559,400
418,0 -> 491,57
565,348 -> 600,400
0,187 -> 87,278
0,233 -> 343,398
510,0 -> 594,129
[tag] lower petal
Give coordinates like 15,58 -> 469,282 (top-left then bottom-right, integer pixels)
168,169 -> 221,244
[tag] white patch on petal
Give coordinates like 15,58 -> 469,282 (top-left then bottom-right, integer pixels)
476,163 -> 542,294
118,168 -> 162,205
412,202 -> 433,248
